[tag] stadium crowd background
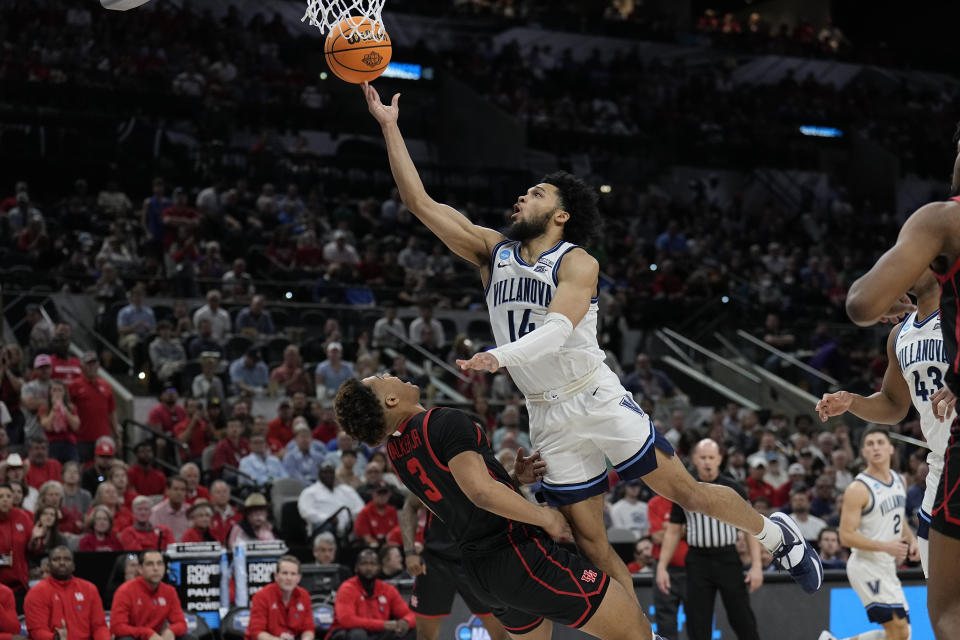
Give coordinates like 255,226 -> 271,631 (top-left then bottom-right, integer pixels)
0,0 -> 946,636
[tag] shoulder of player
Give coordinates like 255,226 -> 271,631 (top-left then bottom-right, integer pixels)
555,247 -> 599,282
887,320 -> 905,350
844,476 -> 871,506
476,228 -> 508,264
907,200 -> 960,234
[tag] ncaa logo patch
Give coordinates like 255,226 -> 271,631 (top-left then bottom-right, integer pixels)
498,249 -> 510,260
581,569 -> 598,583
455,615 -> 491,640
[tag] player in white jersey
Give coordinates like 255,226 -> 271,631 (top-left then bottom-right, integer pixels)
818,428 -> 918,640
362,81 -> 823,609
816,270 -> 948,576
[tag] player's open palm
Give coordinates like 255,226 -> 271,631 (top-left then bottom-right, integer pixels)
513,447 -> 546,484
456,352 -> 500,373
815,391 -> 852,422
362,82 -> 400,126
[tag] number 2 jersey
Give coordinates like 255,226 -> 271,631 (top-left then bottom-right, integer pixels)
895,310 -> 950,505
850,470 -> 906,566
484,239 -> 606,396
386,407 -> 524,556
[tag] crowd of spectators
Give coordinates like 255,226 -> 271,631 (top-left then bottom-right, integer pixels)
0,1 -> 941,637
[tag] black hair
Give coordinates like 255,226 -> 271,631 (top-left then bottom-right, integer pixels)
134,439 -> 154,453
139,549 -> 165,565
334,378 -> 389,446
860,426 -> 892,449
541,171 -> 602,247
167,475 -> 187,489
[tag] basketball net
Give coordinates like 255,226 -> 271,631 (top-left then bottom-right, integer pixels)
302,0 -> 386,39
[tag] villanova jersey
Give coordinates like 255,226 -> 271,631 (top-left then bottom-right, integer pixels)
895,310 -> 949,480
851,470 -> 906,565
484,239 -> 606,396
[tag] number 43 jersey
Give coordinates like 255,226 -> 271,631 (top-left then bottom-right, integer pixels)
484,240 -> 606,396
895,311 -> 951,468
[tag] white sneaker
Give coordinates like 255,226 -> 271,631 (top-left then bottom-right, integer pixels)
818,631 -> 837,640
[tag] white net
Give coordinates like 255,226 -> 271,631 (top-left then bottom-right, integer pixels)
302,0 -> 386,39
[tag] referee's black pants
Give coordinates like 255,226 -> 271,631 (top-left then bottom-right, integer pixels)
684,547 -> 760,640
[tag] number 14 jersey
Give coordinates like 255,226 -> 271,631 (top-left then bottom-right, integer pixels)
484,239 -> 605,396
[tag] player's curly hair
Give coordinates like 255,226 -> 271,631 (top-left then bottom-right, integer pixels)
541,171 -> 602,247
334,378 -> 389,446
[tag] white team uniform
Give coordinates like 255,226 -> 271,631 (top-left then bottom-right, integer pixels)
846,470 -> 910,623
484,240 -> 661,503
894,309 -> 950,576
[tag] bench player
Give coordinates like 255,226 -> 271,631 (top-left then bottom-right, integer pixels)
817,270 -> 947,576
844,126 -> 960,638
818,428 -> 918,640
361,81 -> 822,601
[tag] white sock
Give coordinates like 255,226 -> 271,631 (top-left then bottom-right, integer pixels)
843,630 -> 886,640
754,515 -> 785,553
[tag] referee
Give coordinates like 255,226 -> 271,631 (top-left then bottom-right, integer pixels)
656,439 -> 763,640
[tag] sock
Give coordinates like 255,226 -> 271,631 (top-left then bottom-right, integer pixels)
754,515 -> 785,553
844,630 -> 886,640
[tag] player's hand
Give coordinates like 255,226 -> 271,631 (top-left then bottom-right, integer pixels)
745,564 -> 763,593
815,391 -> 853,422
456,352 -> 500,373
362,82 -> 400,127
540,508 -> 572,541
885,539 -> 909,565
405,552 -> 426,576
513,448 -> 546,485
395,619 -> 410,635
879,295 -> 916,324
932,385 -> 956,422
656,565 -> 671,595
908,539 -> 921,563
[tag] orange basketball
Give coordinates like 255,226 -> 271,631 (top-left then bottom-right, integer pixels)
324,17 -> 392,84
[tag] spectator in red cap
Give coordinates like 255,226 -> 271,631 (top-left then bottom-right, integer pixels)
24,546 -> 110,640
245,555 -> 315,640
68,352 -> 118,461
81,437 -> 116,496
0,482 -> 45,603
354,483 -> 398,548
37,379 -> 80,463
119,495 -> 175,551
150,476 -> 190,541
127,440 -> 167,496
111,549 -> 196,640
19,354 -> 53,445
25,437 -> 61,490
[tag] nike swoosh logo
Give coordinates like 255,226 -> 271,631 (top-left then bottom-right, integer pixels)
497,262 -> 510,268
592,387 -> 599,396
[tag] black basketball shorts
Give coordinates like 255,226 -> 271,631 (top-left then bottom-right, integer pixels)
932,418 -> 960,539
463,525 -> 610,634
411,550 -> 493,617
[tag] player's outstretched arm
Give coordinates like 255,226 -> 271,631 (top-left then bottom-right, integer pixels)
399,494 -> 425,576
361,82 -> 503,266
457,250 -> 599,372
838,481 -> 909,560
846,202 -> 949,326
815,323 -> 911,424
448,450 -> 571,539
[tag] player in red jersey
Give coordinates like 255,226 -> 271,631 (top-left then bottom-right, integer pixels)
336,375 -> 668,640
845,126 -> 960,638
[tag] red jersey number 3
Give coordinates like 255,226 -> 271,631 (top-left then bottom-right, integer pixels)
406,458 -> 442,501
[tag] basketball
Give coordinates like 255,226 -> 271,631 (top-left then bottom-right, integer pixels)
324,17 -> 392,84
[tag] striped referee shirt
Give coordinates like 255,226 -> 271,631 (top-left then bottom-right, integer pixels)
669,472 -> 745,549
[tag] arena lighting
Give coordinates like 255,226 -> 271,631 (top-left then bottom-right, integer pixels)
721,295 -> 730,304
319,71 -> 328,80
285,291 -> 294,300
599,185 -> 612,194
137,371 -> 147,380
381,62 -> 423,80
799,125 -> 843,138
650,263 -> 658,271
